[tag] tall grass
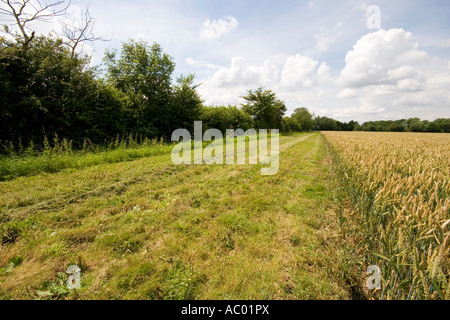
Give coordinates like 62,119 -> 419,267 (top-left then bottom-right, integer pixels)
0,134 -> 172,181
323,131 -> 450,300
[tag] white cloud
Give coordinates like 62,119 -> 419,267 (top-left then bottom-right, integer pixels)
442,39 -> 450,47
5,0 -> 447,123
281,55 -> 319,88
338,28 -> 428,88
196,54 -> 334,112
196,57 -> 281,106
373,85 -> 396,96
185,57 -> 221,70
337,88 -> 357,99
427,71 -> 450,90
317,62 -> 332,81
387,66 -> 419,82
331,28 -> 450,122
312,25 -> 344,54
208,57 -> 279,88
392,92 -> 434,107
315,32 -> 334,53
200,15 -> 239,40
397,78 -> 425,92
319,104 -> 387,119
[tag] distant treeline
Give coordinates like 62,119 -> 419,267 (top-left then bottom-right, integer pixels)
311,117 -> 450,133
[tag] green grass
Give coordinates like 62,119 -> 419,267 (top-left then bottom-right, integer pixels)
0,133 -> 279,182
0,132 -> 351,300
0,140 -> 173,182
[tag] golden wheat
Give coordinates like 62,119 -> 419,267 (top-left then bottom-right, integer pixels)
323,131 -> 450,300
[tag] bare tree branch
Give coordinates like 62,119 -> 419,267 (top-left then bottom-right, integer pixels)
60,6 -> 109,57
0,0 -> 70,49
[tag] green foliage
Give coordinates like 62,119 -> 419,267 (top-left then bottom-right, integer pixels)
312,117 -> 450,133
283,107 -> 314,132
35,272 -> 71,300
162,260 -> 205,300
1,35 -> 205,146
104,40 -> 207,139
0,256 -> 23,274
0,219 -> 36,244
313,117 -> 340,131
241,87 -> 287,129
0,36 -> 127,145
281,116 -> 300,133
291,107 -> 313,131
104,40 -> 176,138
433,118 -> 450,133
358,118 -> 450,133
0,136 -> 173,181
390,122 -> 405,132
200,105 -> 254,133
170,74 -> 204,134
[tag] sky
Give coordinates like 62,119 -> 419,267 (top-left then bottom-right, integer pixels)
2,0 -> 450,122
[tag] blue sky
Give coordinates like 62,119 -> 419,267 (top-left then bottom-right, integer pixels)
2,0 -> 450,122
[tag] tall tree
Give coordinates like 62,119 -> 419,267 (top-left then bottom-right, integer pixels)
241,87 -> 286,129
104,40 -> 176,138
0,35 -> 126,145
169,74 -> 203,136
291,107 -> 313,131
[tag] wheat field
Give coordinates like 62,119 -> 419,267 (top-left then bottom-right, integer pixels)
323,131 -> 450,300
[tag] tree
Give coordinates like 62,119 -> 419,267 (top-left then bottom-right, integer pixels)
281,116 -> 300,133
434,118 -> 450,133
241,87 -> 287,129
313,117 -> 338,131
347,120 -> 359,131
291,107 -> 313,131
0,0 -> 69,50
410,120 -> 425,132
169,74 -> 203,135
0,35 -> 127,145
425,121 -> 440,133
200,105 -> 254,133
390,122 -> 405,132
104,40 -> 176,138
405,118 -> 421,132
60,6 -> 107,57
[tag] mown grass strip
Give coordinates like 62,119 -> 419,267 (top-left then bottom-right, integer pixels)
0,133 -> 351,300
